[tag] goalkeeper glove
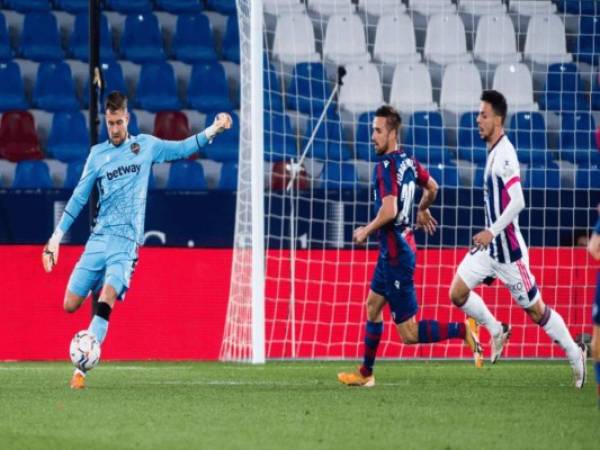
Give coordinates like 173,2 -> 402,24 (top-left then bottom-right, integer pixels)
204,112 -> 233,140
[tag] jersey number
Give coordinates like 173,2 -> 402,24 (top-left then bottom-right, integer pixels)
397,180 -> 415,225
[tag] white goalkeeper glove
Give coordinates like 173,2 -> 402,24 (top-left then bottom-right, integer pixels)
204,112 -> 233,140
42,229 -> 63,273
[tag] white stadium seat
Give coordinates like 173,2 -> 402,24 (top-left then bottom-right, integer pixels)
323,14 -> 371,67
339,63 -> 384,114
272,13 -> 320,65
389,62 -> 438,113
373,14 -> 421,65
492,63 -> 538,112
358,0 -> 407,17
263,0 -> 306,16
424,14 -> 472,66
523,14 -> 572,65
440,63 -> 482,114
474,14 -> 521,65
409,0 -> 456,16
308,0 -> 355,18
508,0 -> 557,15
458,0 -> 506,15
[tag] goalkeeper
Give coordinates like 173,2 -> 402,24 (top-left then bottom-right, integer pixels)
41,91 -> 232,390
588,203 -> 600,406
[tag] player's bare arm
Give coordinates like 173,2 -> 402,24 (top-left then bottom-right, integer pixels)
353,195 -> 397,245
416,176 -> 438,236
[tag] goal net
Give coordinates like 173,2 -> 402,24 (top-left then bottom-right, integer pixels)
221,0 -> 600,362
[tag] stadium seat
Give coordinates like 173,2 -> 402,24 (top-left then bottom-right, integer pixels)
354,111 -> 377,161
338,63 -> 383,114
32,62 -> 80,111
172,13 -> 216,63
105,0 -> 152,13
308,0 -> 354,17
55,0 -> 88,13
69,13 -> 115,62
492,63 -> 538,112
323,14 -> 371,67
575,16 -> 600,66
153,111 -> 190,141
473,13 -> 520,65
222,15 -> 240,64
264,61 -> 284,112
591,75 -> 600,111
218,162 -> 238,190
0,13 -> 13,61
507,112 -> 549,166
373,13 -> 420,65
287,62 -> 334,115
264,0 -> 307,16
47,111 -> 89,163
523,14 -> 571,65
264,111 -> 297,162
12,160 -> 52,189
359,0 -> 407,17
424,14 -> 472,66
405,111 -> 453,165
439,63 -> 482,114
508,0 -> 556,15
187,62 -> 233,112
272,13 -> 319,66
456,112 -> 487,165
83,61 -> 128,109
303,115 -> 352,161
19,12 -> 64,62
206,0 -> 236,15
559,112 -> 600,166
120,13 -> 165,63
4,0 -> 50,12
540,63 -> 588,113
155,0 -> 204,13
203,111 -> 240,163
99,110 -> 140,142
458,0 -> 505,15
558,0 -> 600,15
319,161 -> 358,190
135,62 -> 182,112
271,160 -> 310,190
64,160 -> 85,189
0,62 -> 29,111
524,165 -> 560,189
166,160 -> 207,190
0,111 -> 43,162
389,63 -> 437,113
574,165 -> 600,189
426,163 -> 459,187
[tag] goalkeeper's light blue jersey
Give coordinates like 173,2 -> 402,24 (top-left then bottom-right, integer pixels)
57,132 -> 210,244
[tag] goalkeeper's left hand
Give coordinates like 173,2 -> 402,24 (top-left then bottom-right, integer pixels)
205,112 -> 233,140
42,235 -> 60,273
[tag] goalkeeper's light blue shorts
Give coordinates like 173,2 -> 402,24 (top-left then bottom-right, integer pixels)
68,233 -> 139,300
593,271 -> 600,325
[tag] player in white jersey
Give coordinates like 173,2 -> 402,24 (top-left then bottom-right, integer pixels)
449,90 -> 587,388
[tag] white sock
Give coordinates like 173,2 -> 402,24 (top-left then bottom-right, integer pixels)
542,308 -> 580,363
460,291 -> 503,337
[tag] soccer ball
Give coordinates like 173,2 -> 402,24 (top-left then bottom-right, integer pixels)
69,330 -> 101,371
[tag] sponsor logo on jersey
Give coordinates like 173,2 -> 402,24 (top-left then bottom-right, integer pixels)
106,164 -> 141,181
130,143 -> 141,154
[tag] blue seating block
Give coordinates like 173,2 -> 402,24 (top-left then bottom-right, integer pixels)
64,160 -> 85,189
320,161 -> 358,190
156,0 -> 204,13
70,13 -> 115,62
0,61 -> 28,111
12,160 -> 52,189
218,162 -> 238,190
287,62 -> 334,115
172,13 -> 216,63
47,112 -> 90,163
222,15 -> 240,63
20,12 -> 64,61
120,13 -> 165,63
135,62 -> 181,112
33,62 -> 80,111
167,160 -> 207,190
187,62 -> 232,112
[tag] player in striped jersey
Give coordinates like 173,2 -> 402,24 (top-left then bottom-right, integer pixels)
587,204 -> 600,405
449,90 -> 586,388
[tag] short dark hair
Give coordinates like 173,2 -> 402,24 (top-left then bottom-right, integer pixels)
375,105 -> 401,134
480,89 -> 507,124
105,91 -> 128,112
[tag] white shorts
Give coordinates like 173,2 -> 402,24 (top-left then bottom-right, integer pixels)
457,248 -> 541,309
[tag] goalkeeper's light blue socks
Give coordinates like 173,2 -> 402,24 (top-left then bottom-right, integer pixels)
360,321 -> 383,377
88,301 -> 112,345
595,362 -> 600,407
418,320 -> 465,343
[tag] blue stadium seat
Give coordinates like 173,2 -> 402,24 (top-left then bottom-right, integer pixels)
303,115 -> 352,161
287,62 -> 334,116
0,62 -> 28,111
574,165 -> 600,189
64,160 -> 85,189
591,76 -> 600,111
172,13 -> 216,63
47,112 -> 89,163
405,112 -> 453,165
524,164 -> 560,189
4,0 -> 50,12
203,111 -> 239,162
456,112 -> 487,165
507,112 -> 550,166
33,62 -> 80,111
264,111 -> 297,162
0,13 -> 13,61
426,164 -> 459,188
320,161 -> 358,190
135,62 -> 181,112
105,0 -> 152,13
559,1 -> 599,15
19,12 -> 64,62
218,162 -> 238,190
70,13 -> 114,62
12,160 -> 52,189
83,61 -> 127,109
264,61 -> 283,112
222,15 -> 240,63
99,110 -> 140,142
55,0 -> 88,13
559,112 -> 600,166
120,13 -> 165,63
472,166 -> 485,187
166,160 -> 207,190
540,63 -> 588,113
187,62 -> 232,112
355,111 -> 377,161
206,0 -> 236,15
156,0 -> 203,13
575,16 -> 600,66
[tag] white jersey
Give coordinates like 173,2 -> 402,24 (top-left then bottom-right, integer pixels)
483,135 -> 528,264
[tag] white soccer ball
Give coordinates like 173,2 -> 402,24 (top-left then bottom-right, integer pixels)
69,330 -> 101,371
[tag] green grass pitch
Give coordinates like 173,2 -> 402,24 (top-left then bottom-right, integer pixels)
0,361 -> 598,450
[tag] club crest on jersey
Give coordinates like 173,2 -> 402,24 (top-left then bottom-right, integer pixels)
130,143 -> 140,155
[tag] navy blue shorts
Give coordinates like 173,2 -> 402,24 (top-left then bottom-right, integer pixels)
370,247 -> 418,324
593,271 -> 600,325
